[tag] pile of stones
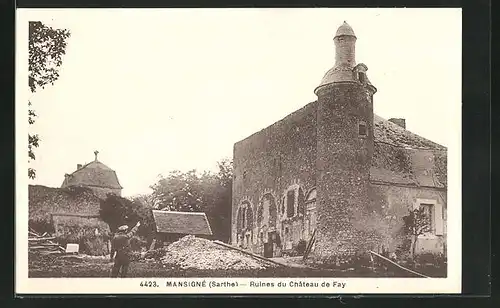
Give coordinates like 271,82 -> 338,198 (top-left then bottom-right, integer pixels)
160,235 -> 272,270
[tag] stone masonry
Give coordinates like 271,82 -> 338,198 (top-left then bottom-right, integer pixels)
231,22 -> 447,262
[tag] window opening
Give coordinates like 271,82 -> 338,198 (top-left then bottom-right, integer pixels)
286,190 -> 295,218
358,122 -> 367,136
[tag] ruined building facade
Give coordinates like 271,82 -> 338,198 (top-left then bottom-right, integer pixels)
61,151 -> 123,200
231,22 -> 447,261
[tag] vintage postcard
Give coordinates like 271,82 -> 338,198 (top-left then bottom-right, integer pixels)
16,8 -> 462,294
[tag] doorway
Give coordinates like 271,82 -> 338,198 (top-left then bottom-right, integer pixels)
263,233 -> 274,258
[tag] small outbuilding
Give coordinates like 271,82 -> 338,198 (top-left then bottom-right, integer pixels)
151,210 -> 213,249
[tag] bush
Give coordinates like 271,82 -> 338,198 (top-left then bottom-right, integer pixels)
99,194 -> 156,237
29,219 -> 55,235
54,222 -> 111,256
415,252 -> 447,266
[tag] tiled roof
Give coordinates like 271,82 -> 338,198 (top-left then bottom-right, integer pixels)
235,102 -> 447,188
152,210 -> 213,236
374,114 -> 446,150
61,160 -> 122,189
371,116 -> 447,187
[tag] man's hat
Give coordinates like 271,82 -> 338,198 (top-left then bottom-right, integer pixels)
118,225 -> 129,232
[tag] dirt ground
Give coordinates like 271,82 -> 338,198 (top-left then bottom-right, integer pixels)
28,253 -> 444,278
28,235 -> 446,278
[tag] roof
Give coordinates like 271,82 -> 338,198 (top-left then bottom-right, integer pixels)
371,116 -> 447,188
236,102 -> 446,152
234,102 -> 447,189
315,22 -> 366,92
152,210 -> 213,236
373,114 -> 446,150
335,21 -> 356,38
61,160 -> 123,189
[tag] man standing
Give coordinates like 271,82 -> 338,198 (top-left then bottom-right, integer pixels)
110,221 -> 141,278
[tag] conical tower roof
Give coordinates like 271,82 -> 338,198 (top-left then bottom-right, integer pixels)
334,21 -> 356,38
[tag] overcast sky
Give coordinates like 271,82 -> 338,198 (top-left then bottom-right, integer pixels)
19,8 -> 462,197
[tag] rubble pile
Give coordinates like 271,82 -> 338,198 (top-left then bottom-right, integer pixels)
160,235 -> 274,270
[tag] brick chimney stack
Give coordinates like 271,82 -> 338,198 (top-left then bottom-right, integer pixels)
77,164 -> 82,170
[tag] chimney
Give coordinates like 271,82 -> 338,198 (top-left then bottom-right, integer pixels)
388,118 -> 406,129
77,164 -> 82,170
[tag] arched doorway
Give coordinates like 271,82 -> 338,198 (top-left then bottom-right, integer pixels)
236,201 -> 253,249
257,193 -> 277,257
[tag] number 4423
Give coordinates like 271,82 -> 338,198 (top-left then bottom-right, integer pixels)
140,281 -> 159,287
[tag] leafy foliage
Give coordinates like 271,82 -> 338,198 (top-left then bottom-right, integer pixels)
99,194 -> 155,239
149,159 -> 233,242
28,21 -> 71,179
54,223 -> 110,256
402,207 -> 432,258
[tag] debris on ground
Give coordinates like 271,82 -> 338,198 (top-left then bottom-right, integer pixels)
143,247 -> 167,261
28,229 -> 65,256
160,235 -> 277,270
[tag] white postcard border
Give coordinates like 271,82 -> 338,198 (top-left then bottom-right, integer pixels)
15,8 -> 462,295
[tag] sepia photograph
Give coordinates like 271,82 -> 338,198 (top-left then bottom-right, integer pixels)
16,8 -> 462,294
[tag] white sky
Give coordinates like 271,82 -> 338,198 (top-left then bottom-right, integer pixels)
20,8 -> 462,197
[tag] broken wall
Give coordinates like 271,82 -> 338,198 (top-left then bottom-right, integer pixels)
29,185 -> 102,232
232,102 -> 318,255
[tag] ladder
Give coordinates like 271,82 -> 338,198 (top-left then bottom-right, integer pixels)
302,229 -> 316,261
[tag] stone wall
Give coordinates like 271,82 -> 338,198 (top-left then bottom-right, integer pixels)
368,183 -> 447,256
29,185 -> 102,225
87,186 -> 121,199
29,185 -> 113,255
313,82 -> 375,261
232,102 -> 317,255
231,84 -> 447,262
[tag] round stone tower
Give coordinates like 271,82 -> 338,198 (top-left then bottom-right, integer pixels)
312,22 -> 378,262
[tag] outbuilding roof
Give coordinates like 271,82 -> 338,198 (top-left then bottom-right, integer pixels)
152,210 -> 213,236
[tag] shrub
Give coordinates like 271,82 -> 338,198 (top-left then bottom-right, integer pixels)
29,219 -> 55,235
99,194 -> 156,237
415,252 -> 447,266
52,216 -> 111,256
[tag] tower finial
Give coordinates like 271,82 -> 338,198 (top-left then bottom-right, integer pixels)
94,150 -> 99,161
334,21 -> 356,38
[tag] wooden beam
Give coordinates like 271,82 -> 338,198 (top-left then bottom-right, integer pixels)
149,239 -> 157,251
368,250 -> 430,278
212,240 -> 285,267
28,237 -> 56,242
